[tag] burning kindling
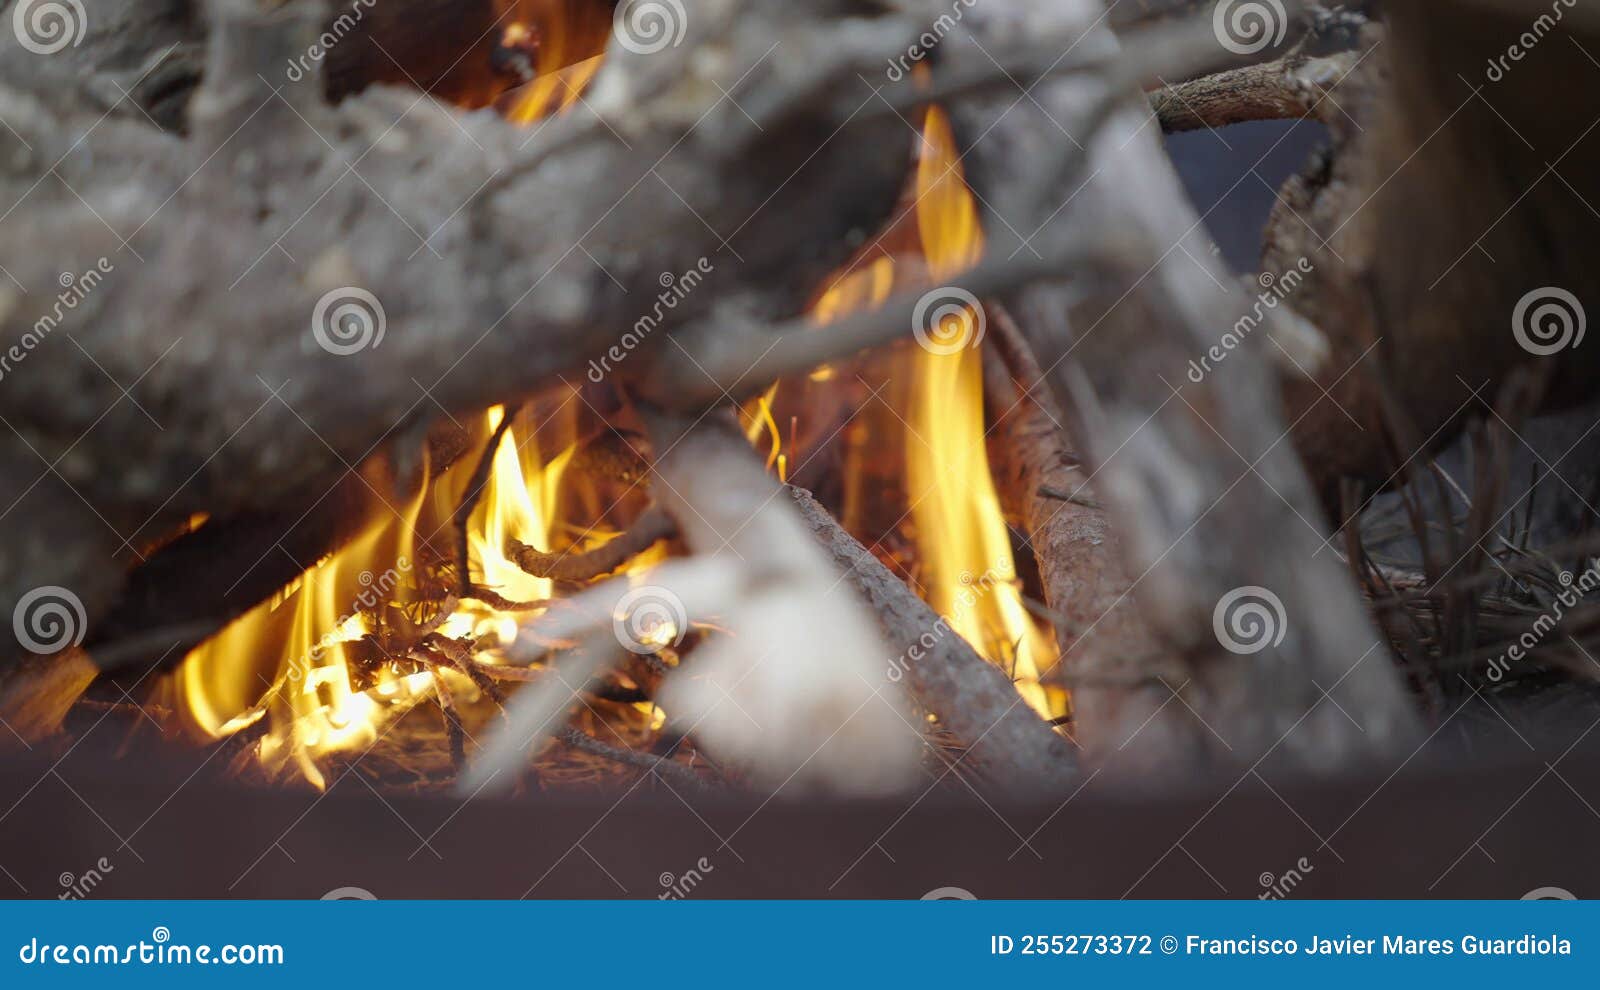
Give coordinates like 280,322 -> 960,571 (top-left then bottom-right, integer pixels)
2,0 -> 1599,823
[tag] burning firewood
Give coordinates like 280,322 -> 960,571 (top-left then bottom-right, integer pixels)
928,0 -> 1423,772
0,0 -> 920,642
5,0 -> 1600,808
463,412 -> 924,796
0,0 -> 1234,690
982,307 -> 1173,772
507,504 -> 676,583
790,487 -> 1077,794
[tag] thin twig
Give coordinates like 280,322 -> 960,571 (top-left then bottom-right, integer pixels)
557,727 -> 716,792
431,667 -> 467,776
508,505 -> 676,582
425,634 -> 508,707
453,404 -> 523,598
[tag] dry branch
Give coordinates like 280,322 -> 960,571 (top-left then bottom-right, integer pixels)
641,410 -> 923,795
1148,2 -> 1367,133
509,505 -> 675,582
454,403 -> 523,597
0,0 -> 928,659
1151,52 -> 1348,133
983,309 -> 1173,768
790,486 -> 1076,794
465,412 -> 923,796
556,726 -> 714,793
931,0 -> 1419,772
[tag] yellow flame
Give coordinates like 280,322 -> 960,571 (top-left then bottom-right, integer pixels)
813,256 -> 898,324
907,108 -> 1058,716
166,45 -> 1065,788
809,108 -> 1064,720
466,405 -> 570,602
739,386 -> 784,473
169,457 -> 433,788
164,15 -> 650,788
167,406 -> 578,788
498,1 -> 613,123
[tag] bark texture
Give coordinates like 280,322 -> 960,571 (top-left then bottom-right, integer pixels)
792,486 -> 1077,794
0,0 -> 922,660
984,310 -> 1168,770
1267,5 -> 1600,505
935,0 -> 1419,773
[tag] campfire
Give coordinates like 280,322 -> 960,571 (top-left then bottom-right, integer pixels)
90,2 -> 1067,794
4,0 -> 1600,827
162,114 -> 1065,791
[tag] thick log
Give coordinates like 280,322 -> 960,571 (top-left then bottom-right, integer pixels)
0,0 -> 205,129
933,0 -> 1420,773
85,465 -> 397,674
0,0 -> 922,662
1264,4 -> 1600,505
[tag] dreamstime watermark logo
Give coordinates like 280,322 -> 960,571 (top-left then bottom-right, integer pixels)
885,0 -> 978,81
1212,585 -> 1287,655
286,0 -> 377,82
58,857 -> 114,901
1188,258 -> 1314,383
912,287 -> 986,356
1259,856 -> 1314,900
613,0 -> 687,56
0,257 -> 114,384
1512,287 -> 1585,356
12,0 -> 86,56
1213,0 -> 1289,56
1522,886 -> 1577,900
17,928 -> 286,966
586,258 -> 713,382
1487,558 -> 1600,682
658,857 -> 714,900
321,886 -> 377,900
312,287 -> 386,355
888,567 -> 1008,683
922,886 -> 977,900
1486,0 -> 1578,82
613,585 -> 688,655
13,585 -> 86,655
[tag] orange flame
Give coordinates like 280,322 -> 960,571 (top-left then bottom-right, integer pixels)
496,1 -> 612,123
807,107 -> 1065,720
165,8 -> 638,788
166,19 -> 1063,788
166,407 -> 578,788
